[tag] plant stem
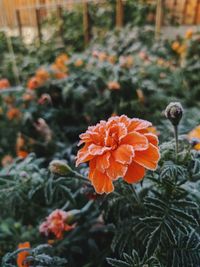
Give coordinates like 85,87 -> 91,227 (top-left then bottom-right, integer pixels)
71,170 -> 91,185
174,125 -> 179,160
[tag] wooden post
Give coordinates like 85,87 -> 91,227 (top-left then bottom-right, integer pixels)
155,0 -> 163,39
83,0 -> 90,46
182,0 -> 189,24
57,5 -> 64,43
35,8 -> 42,44
194,0 -> 200,24
16,9 -> 22,39
116,0 -> 124,27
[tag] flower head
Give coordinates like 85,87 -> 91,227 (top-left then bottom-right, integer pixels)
27,77 -> 43,90
188,125 -> 200,150
107,81 -> 120,90
17,242 -> 30,267
76,115 -> 160,194
6,108 -> 21,120
0,78 -> 10,89
39,209 -> 75,239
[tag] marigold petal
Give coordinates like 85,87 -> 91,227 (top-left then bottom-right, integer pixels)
144,133 -> 159,146
89,166 -> 114,194
124,161 -> 145,183
106,155 -> 128,180
113,144 -> 134,164
96,152 -> 111,172
133,143 -> 160,170
120,132 -> 148,150
76,144 -> 94,166
88,144 -> 111,155
128,119 -> 152,132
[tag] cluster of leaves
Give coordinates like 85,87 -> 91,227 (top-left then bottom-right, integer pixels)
103,139 -> 200,267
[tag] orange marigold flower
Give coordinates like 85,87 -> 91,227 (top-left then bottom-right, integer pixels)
107,81 -> 120,90
74,59 -> 84,67
1,155 -> 13,167
27,76 -> 43,90
6,108 -> 21,120
22,91 -> 36,102
35,68 -> 49,81
39,209 -> 75,239
120,55 -> 134,68
0,78 -> 10,89
171,41 -> 180,52
185,28 -> 193,39
54,72 -> 68,80
76,115 -> 160,194
107,55 -> 117,64
17,242 -> 31,267
188,125 -> 200,150
17,150 -> 29,159
177,44 -> 187,55
98,52 -> 107,62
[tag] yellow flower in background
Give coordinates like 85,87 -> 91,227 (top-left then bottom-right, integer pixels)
188,125 -> 200,150
177,44 -> 187,55
171,41 -> 180,52
185,28 -> 193,39
74,59 -> 84,67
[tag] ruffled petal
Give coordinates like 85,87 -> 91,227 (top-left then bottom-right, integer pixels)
106,155 -> 128,180
128,119 -> 152,132
124,161 -> 145,183
88,144 -> 111,155
120,132 -> 148,151
76,144 -> 94,166
96,152 -> 111,172
144,133 -> 159,146
113,144 -> 134,164
89,165 -> 114,194
133,143 -> 160,170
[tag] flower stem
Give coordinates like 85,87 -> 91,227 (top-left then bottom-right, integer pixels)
174,125 -> 179,160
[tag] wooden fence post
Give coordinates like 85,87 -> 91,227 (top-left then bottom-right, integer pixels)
83,0 -> 91,46
155,0 -> 163,39
57,5 -> 64,43
194,0 -> 200,24
182,0 -> 189,24
35,8 -> 42,44
16,9 -> 22,39
116,0 -> 124,27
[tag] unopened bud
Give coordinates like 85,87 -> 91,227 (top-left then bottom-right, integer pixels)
165,102 -> 183,126
49,160 -> 72,175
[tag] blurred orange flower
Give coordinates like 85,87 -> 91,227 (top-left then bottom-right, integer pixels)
107,81 -> 120,90
188,125 -> 200,150
27,77 -> 43,90
6,108 -> 21,120
39,209 -> 75,239
171,41 -> 180,52
22,91 -> 36,102
74,59 -> 84,67
17,150 -> 29,159
0,78 -> 10,89
17,242 -> 30,267
76,115 -> 160,194
1,155 -> 13,167
35,68 -> 49,81
185,29 -> 193,39
54,72 -> 68,80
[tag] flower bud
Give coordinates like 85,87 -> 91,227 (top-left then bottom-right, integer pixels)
49,160 -> 72,175
165,102 -> 183,126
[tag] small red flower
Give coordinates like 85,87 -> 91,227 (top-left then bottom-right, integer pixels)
39,209 -> 75,239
